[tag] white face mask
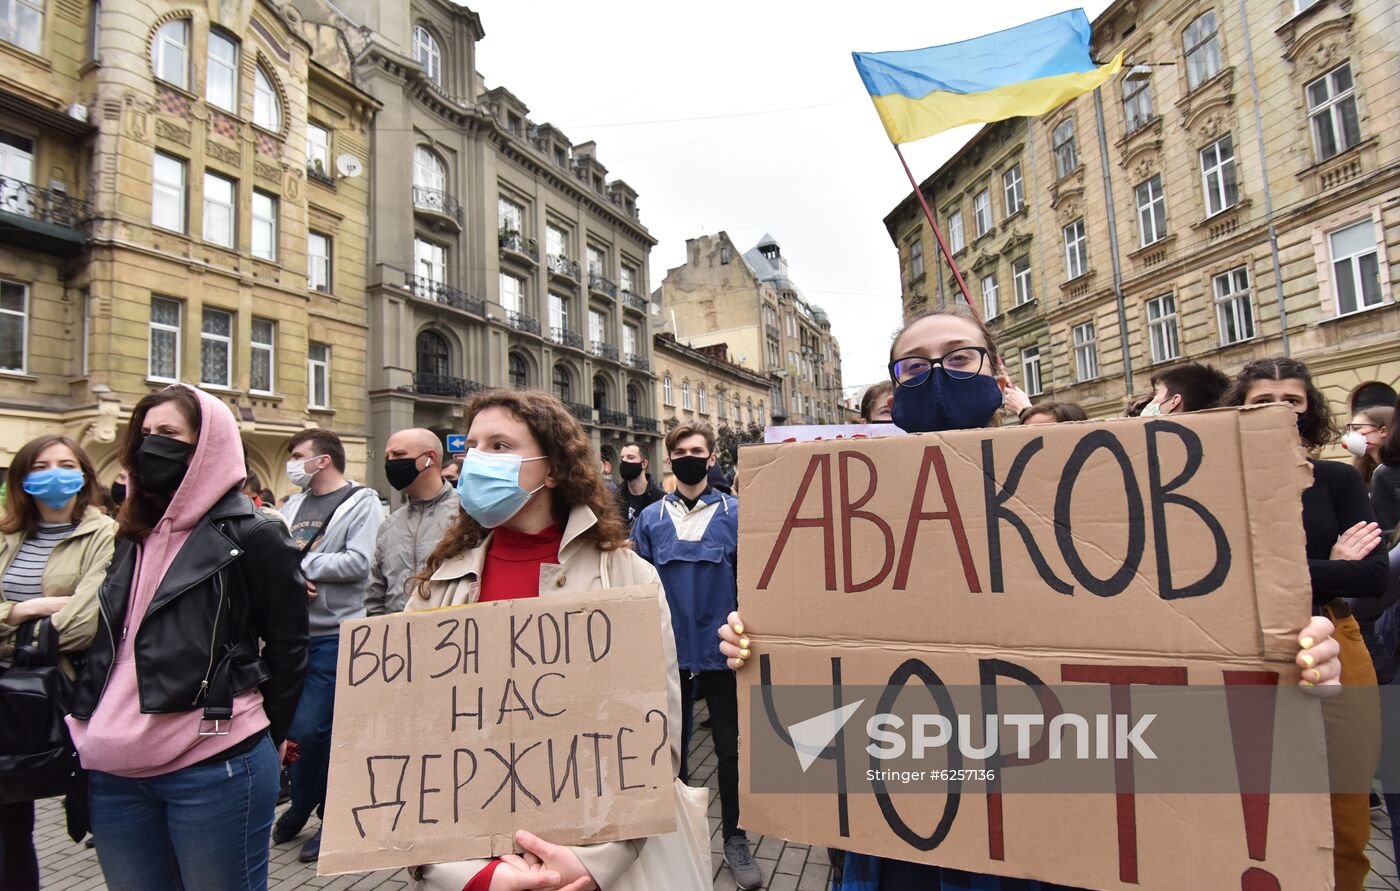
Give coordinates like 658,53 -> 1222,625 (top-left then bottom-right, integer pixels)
287,455 -> 325,488
1140,400 -> 1164,417
1341,430 -> 1371,459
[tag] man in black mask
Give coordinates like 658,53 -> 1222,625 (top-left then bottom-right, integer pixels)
365,428 -> 457,616
613,441 -> 663,532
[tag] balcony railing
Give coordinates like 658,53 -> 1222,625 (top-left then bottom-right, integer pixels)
564,401 -> 594,423
0,177 -> 91,257
411,186 -> 463,227
591,341 -> 619,361
626,354 -> 650,372
499,231 -> 539,262
407,275 -> 484,315
413,372 -> 487,399
621,290 -> 647,312
598,408 -> 628,428
765,323 -> 780,340
588,272 -> 618,298
507,310 -> 542,336
629,415 -> 659,433
306,163 -> 335,187
551,327 -> 585,349
547,254 -> 581,282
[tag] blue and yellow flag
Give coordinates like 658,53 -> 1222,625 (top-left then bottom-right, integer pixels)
852,9 -> 1122,144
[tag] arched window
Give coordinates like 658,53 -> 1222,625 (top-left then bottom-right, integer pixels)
253,66 -> 281,131
508,352 -> 528,389
553,364 -> 572,403
627,384 -> 642,417
1352,382 -> 1397,413
593,374 -> 609,411
413,25 -> 442,87
663,375 -> 673,405
151,19 -> 190,89
415,330 -> 449,378
414,146 -> 446,193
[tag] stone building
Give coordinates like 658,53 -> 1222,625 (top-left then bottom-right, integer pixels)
326,0 -> 660,490
0,0 -> 377,490
653,332 -> 777,439
884,0 -> 1399,421
657,231 -> 844,425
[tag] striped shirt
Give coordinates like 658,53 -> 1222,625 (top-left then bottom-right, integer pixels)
1,522 -> 77,602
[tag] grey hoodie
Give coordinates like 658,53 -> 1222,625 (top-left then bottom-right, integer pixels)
282,484 -> 384,637
365,481 -> 460,616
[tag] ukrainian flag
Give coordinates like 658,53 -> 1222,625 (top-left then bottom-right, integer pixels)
853,9 -> 1123,144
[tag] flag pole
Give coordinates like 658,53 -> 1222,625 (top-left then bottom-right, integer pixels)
893,143 -> 977,320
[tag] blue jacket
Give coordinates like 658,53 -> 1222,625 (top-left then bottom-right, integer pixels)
839,854 -> 1082,890
632,488 -> 737,672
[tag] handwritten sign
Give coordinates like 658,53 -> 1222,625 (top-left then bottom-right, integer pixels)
319,586 -> 676,875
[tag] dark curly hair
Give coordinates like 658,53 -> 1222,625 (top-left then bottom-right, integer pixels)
1217,357 -> 1339,450
413,389 -> 627,599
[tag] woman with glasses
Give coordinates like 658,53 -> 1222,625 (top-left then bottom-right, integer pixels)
1342,406 -> 1391,491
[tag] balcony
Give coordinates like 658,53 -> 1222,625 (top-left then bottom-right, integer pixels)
551,327 -> 585,349
0,178 -> 91,257
499,231 -> 539,264
591,341 -> 619,361
598,408 -> 628,428
626,354 -> 651,372
765,323 -> 780,341
413,372 -> 487,399
588,272 -> 618,298
629,415 -> 659,434
506,310 -> 542,336
412,187 -> 463,231
547,254 -> 581,283
306,162 -> 335,188
621,290 -> 647,313
564,401 -> 594,423
407,275 -> 485,316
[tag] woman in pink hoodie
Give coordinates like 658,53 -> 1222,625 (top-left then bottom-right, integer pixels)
66,384 -> 309,890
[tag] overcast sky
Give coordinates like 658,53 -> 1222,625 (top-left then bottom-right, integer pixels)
469,0 -> 1111,396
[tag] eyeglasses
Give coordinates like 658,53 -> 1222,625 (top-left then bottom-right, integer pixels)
888,347 -> 989,388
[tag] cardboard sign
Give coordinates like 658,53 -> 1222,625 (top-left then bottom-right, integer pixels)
319,586 -> 677,875
737,406 -> 1333,889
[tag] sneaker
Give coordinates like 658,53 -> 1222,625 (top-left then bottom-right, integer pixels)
1372,792 -> 1383,810
724,835 -> 763,890
272,808 -> 309,845
298,827 -> 322,863
278,768 -> 291,805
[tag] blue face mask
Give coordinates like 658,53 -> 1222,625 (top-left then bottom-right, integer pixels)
456,448 -> 547,528
891,367 -> 1004,434
23,468 -> 86,510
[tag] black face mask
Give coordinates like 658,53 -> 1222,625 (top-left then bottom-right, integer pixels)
384,456 -> 428,492
619,460 -> 644,482
671,455 -> 710,487
137,435 -> 192,496
110,482 -> 126,505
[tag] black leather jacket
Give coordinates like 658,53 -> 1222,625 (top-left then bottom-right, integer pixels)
70,490 -> 308,744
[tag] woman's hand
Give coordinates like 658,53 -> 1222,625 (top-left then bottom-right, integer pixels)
718,610 -> 751,671
1296,616 -> 1341,692
489,831 -> 594,891
1002,384 -> 1032,416
3,596 -> 70,626
1330,522 -> 1382,561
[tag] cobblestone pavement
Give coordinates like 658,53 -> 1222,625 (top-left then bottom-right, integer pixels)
29,708 -> 1400,889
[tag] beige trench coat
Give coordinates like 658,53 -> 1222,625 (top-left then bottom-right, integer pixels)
405,505 -> 704,891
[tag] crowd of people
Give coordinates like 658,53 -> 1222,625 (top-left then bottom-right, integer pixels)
0,305 -> 1395,890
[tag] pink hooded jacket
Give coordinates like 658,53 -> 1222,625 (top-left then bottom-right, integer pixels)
69,385 -> 270,777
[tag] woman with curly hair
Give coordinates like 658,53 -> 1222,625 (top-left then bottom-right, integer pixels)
406,389 -> 706,891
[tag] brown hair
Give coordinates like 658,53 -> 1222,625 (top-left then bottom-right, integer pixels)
890,304 -> 1001,369
0,435 -> 99,536
1350,405 -> 1392,485
117,387 -> 203,542
859,381 -> 894,422
1381,394 -> 1400,468
1124,393 -> 1154,417
413,390 -> 628,599
287,428 -> 346,473
665,421 -> 716,455
1218,357 -> 1339,450
1150,362 -> 1232,413
1020,401 -> 1088,424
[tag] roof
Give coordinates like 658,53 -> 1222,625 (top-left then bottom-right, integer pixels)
756,232 -> 779,249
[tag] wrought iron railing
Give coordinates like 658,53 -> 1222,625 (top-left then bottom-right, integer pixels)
591,341 -> 619,361
306,163 -> 335,187
598,408 -> 628,428
411,186 -> 463,226
547,254 -> 581,281
407,275 -> 484,315
564,401 -> 594,423
0,177 -> 91,228
621,290 -> 647,312
626,354 -> 650,372
588,272 -> 618,298
551,327 -> 585,349
507,311 -> 541,335
629,415 -> 659,433
413,373 -> 486,398
499,231 -> 539,261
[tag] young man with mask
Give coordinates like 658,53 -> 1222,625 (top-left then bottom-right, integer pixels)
276,429 -> 383,862
614,441 -> 664,532
631,423 -> 759,889
1140,361 -> 1231,416
366,428 -> 458,616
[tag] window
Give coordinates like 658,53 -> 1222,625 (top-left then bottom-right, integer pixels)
1295,0 -> 1319,11
682,381 -> 691,410
415,238 -> 446,289
412,25 -> 441,87
1135,175 -> 1167,246
1021,347 -> 1043,397
253,66 -> 280,131
549,293 -> 569,336
907,238 -> 924,280
152,152 -> 186,232
0,131 -> 32,216
546,224 -> 567,259
0,279 -> 26,372
508,352 -> 528,389
589,308 -> 605,345
498,197 -> 524,235
307,231 -> 330,292
720,247 -> 732,264
1307,64 -> 1360,162
1073,321 -> 1098,382
620,265 -> 636,294
698,386 -> 708,415
1063,219 -> 1087,279
250,317 -> 274,393
553,364 -> 571,403
151,19 -> 188,88
200,307 -> 233,388
498,272 -> 523,314
759,402 -> 766,426
718,390 -> 727,420
1146,294 -> 1180,363
973,189 -> 992,237
623,323 -> 638,359
1352,383 -> 1396,413
981,274 -> 999,319
206,31 -> 238,112
307,343 -> 329,409
1183,11 -> 1221,91
148,296 -> 181,381
1003,164 -> 1024,216
586,245 -> 604,276
1122,73 -> 1154,133
1013,257 -> 1033,305
1329,221 -> 1382,315
416,330 -> 449,378
414,147 -> 446,193
251,190 -> 277,260
734,394 -> 742,421
306,123 -> 330,177
1213,266 -> 1255,344
948,211 -> 965,253
1053,119 -> 1078,178
663,375 -> 673,405
1200,135 -> 1238,216
202,172 -> 235,248
627,385 -> 642,417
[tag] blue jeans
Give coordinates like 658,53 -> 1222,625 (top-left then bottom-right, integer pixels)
89,735 -> 278,891
288,634 -> 338,821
